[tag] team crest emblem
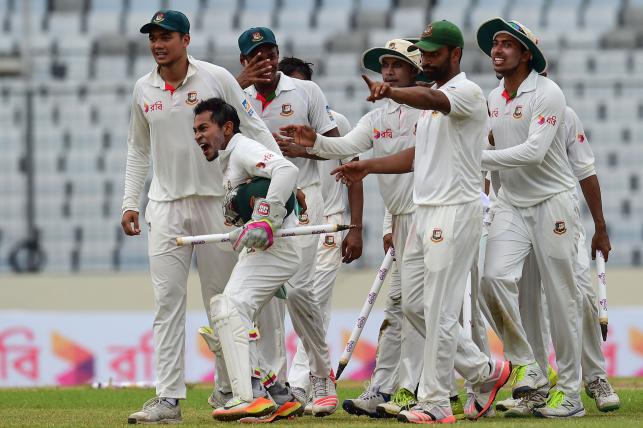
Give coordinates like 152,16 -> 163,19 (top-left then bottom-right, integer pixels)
251,31 -> 263,42
422,24 -> 433,38
431,110 -> 440,117
323,235 -> 336,247
186,91 -> 198,105
280,103 -> 294,116
153,12 -> 165,23
513,105 -> 523,119
257,202 -> 270,217
431,227 -> 443,243
388,42 -> 396,49
298,212 -> 309,224
554,220 -> 567,235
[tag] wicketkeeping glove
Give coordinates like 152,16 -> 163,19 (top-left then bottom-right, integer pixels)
229,198 -> 287,252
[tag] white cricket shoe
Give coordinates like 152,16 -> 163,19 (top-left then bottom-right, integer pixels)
504,389 -> 547,418
309,374 -> 338,416
495,397 -> 518,411
511,362 -> 548,398
585,378 -> 620,412
208,388 -> 232,408
127,397 -> 181,424
342,385 -> 390,418
533,390 -> 585,418
398,402 -> 456,424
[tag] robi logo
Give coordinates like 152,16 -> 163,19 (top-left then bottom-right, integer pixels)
373,128 -> 393,139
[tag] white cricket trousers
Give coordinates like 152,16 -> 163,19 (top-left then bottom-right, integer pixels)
288,210 -> 344,389
145,197 -> 238,399
253,184 -> 330,386
518,205 -> 608,383
481,190 -> 583,397
403,201 -> 491,406
370,212 -> 424,394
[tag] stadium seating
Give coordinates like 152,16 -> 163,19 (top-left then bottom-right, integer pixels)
0,0 -> 640,271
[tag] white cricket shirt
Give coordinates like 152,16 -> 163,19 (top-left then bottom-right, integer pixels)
244,72 -> 337,188
413,72 -> 487,206
308,99 -> 419,215
122,56 -> 279,213
482,70 -> 576,207
319,110 -> 351,216
217,133 -> 299,214
564,106 -> 596,181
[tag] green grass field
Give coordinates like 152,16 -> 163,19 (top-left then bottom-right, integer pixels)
1,379 -> 642,427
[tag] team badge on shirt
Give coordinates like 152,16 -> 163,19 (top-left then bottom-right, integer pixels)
257,202 -> 270,217
513,105 -> 523,119
431,227 -> 444,243
186,91 -> 198,105
298,212 -> 309,225
323,235 -> 336,248
554,220 -> 567,235
280,103 -> 294,116
431,110 -> 440,117
577,133 -> 585,143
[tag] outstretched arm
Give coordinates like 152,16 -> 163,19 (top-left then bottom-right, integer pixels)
331,147 -> 415,185
362,74 -> 451,113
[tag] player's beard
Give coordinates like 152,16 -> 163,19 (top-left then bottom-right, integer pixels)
422,60 -> 450,84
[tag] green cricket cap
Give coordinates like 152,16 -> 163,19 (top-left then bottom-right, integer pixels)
238,27 -> 278,56
140,10 -> 190,34
233,177 -> 295,223
409,20 -> 464,52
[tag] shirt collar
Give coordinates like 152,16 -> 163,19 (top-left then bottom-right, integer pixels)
246,71 -> 296,98
217,133 -> 243,169
386,99 -> 402,114
432,71 -> 466,90
148,55 -> 198,89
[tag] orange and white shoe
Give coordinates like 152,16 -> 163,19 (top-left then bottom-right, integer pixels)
212,396 -> 276,422
398,403 -> 456,424
310,374 -> 338,417
239,401 -> 303,424
467,360 -> 512,420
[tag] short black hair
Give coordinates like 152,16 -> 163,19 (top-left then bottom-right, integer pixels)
194,98 -> 241,134
278,57 -> 314,80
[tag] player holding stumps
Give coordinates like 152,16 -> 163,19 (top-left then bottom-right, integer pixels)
290,21 -> 512,423
476,18 -> 585,418
123,10 -> 280,425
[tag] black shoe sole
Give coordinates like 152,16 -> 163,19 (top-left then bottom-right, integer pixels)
342,400 -> 380,418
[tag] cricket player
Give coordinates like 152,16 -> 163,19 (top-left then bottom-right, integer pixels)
294,22 -> 512,423
495,104 -> 620,415
192,97 -> 338,421
279,39 -> 427,418
476,18 -> 585,417
275,57 -> 356,411
123,10 -> 281,425
239,26 -> 360,412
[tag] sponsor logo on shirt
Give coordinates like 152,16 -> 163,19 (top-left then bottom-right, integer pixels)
490,108 -> 499,117
373,128 -> 393,139
257,201 -> 270,217
280,103 -> 294,116
431,227 -> 444,243
144,101 -> 163,113
185,91 -> 198,105
513,105 -> 523,119
577,133 -> 585,143
242,98 -> 256,117
554,220 -> 567,235
323,234 -> 336,248
325,105 -> 334,122
537,115 -> 557,126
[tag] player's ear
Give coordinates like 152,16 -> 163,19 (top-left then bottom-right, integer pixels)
182,33 -> 190,48
223,120 -> 234,137
240,54 -> 247,67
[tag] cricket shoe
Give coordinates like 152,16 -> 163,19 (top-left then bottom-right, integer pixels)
343,384 -> 390,418
212,378 -> 276,421
504,389 -> 547,418
463,393 -> 496,420
309,374 -> 338,416
376,387 -> 417,418
466,359 -> 512,420
127,397 -> 181,424
495,397 -> 517,412
303,400 -> 313,416
239,382 -> 304,423
511,362 -> 548,398
449,395 -> 464,420
533,390 -> 585,418
398,403 -> 456,424
290,386 -> 308,405
585,378 -> 620,412
208,388 -> 232,408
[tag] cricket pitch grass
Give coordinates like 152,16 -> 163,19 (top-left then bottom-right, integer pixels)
1,379 -> 642,427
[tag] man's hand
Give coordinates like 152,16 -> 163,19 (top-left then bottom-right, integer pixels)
362,74 -> 392,102
383,233 -> 393,255
121,210 -> 140,236
296,189 -> 307,215
342,227 -> 363,263
236,52 -> 272,89
331,160 -> 370,186
274,132 -> 309,158
592,223 -> 611,261
279,124 -> 317,147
